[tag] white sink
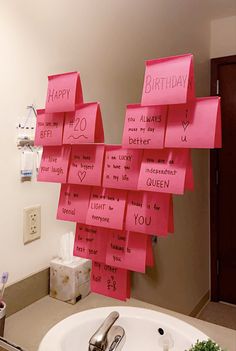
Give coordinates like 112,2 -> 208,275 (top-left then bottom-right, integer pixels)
38,306 -> 208,351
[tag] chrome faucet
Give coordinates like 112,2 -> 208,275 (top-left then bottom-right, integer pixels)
88,311 -> 125,351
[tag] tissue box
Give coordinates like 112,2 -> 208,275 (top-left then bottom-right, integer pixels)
50,258 -> 91,304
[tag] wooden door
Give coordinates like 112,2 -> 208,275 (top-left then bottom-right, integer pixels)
211,55 -> 236,304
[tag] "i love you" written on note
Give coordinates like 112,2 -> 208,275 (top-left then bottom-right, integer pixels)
165,97 -> 222,148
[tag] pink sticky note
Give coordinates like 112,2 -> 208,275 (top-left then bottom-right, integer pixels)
125,191 -> 170,236
215,100 -> 222,148
122,104 -> 168,149
56,184 -> 91,223
106,230 -> 147,273
34,109 -> 64,146
37,146 -> 71,183
138,148 -> 190,194
103,146 -> 143,190
45,72 -> 83,113
73,224 -> 109,262
63,103 -> 104,144
146,236 -> 154,267
68,145 -> 105,186
141,54 -> 195,106
185,151 -> 194,191
86,187 -> 127,230
106,231 -> 126,268
165,97 -> 222,148
91,261 -> 129,301
125,232 -> 147,272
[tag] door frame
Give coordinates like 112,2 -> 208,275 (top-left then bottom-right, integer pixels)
210,55 -> 236,301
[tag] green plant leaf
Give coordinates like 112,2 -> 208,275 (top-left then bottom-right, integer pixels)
186,339 -> 226,351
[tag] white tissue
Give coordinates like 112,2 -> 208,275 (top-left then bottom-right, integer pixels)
59,232 -> 76,263
35,148 -> 43,174
21,149 -> 34,178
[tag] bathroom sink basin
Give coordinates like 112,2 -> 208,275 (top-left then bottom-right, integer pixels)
38,306 -> 208,351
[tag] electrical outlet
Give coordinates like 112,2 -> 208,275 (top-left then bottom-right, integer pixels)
23,205 -> 41,244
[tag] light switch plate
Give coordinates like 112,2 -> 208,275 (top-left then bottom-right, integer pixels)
23,205 -> 41,244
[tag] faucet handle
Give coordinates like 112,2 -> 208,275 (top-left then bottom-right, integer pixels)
89,311 -> 119,351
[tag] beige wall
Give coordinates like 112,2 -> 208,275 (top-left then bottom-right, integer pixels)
132,150 -> 209,314
0,0 -> 224,315
210,16 -> 236,58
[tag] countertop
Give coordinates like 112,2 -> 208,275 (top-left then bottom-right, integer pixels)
4,293 -> 236,351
